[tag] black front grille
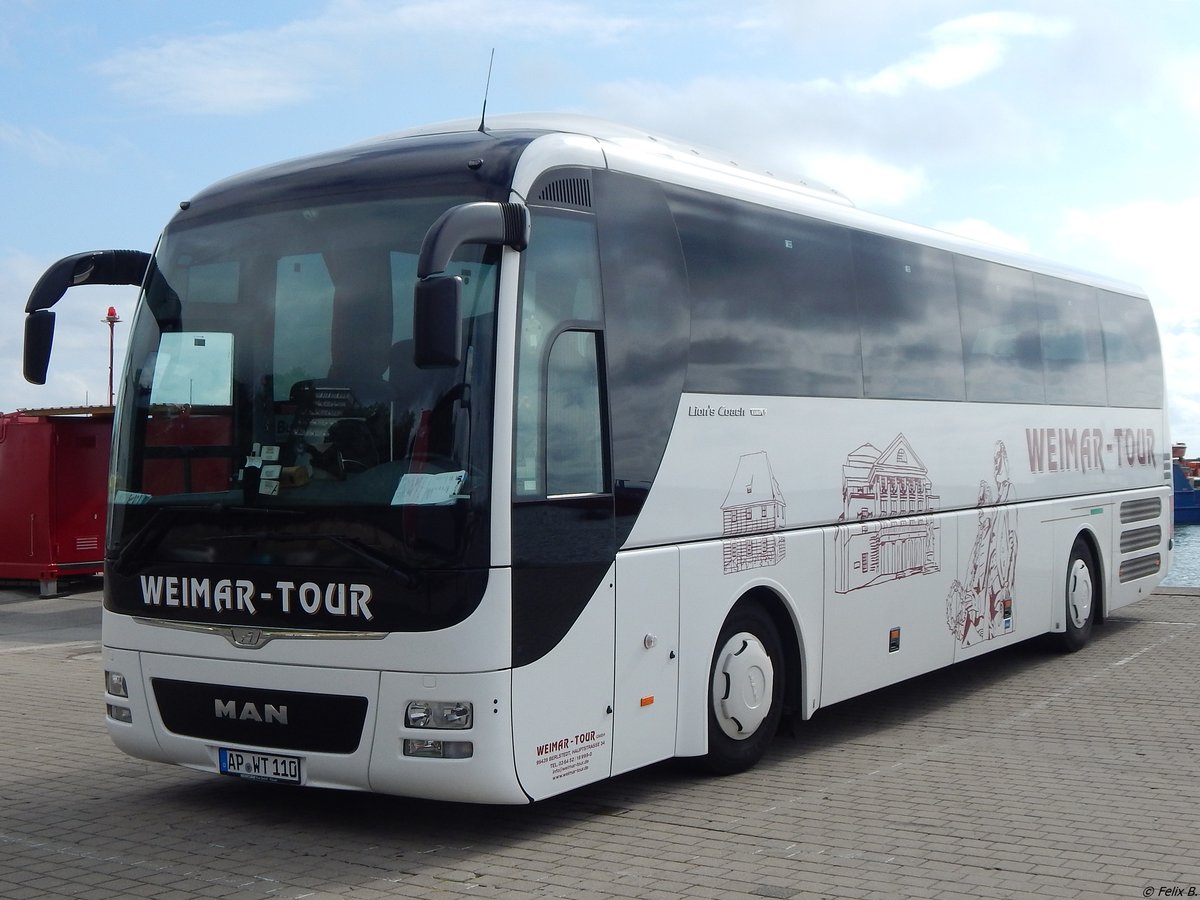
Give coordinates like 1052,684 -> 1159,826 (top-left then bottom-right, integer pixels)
152,678 -> 368,753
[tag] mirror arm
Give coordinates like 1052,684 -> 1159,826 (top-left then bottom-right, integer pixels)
25,250 -> 151,313
416,202 -> 528,279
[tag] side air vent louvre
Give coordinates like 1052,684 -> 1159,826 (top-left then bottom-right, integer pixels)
1120,525 -> 1161,554
1120,497 -> 1161,523
538,177 -> 592,209
1119,553 -> 1161,583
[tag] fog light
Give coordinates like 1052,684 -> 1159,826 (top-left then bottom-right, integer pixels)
405,700 -> 473,729
105,671 -> 128,698
107,704 -> 133,723
403,739 -> 473,759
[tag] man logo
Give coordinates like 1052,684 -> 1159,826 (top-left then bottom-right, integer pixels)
230,628 -> 269,648
214,699 -> 288,725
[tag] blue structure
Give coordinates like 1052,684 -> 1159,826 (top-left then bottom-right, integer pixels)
1173,459 -> 1200,525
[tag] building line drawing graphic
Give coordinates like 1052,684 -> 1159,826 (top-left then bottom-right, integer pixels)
721,451 -> 787,574
833,433 -> 940,594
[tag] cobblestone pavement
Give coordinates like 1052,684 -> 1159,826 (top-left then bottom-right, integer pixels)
1,583 -> 1197,899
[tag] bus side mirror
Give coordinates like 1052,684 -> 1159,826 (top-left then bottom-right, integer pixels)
412,201 -> 527,369
23,309 -> 56,385
21,249 -> 151,384
413,275 -> 463,368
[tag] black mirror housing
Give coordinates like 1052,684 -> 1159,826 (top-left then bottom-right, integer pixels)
413,275 -> 463,368
23,309 -> 56,385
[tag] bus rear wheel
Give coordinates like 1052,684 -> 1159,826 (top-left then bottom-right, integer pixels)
703,603 -> 784,775
1060,538 -> 1098,652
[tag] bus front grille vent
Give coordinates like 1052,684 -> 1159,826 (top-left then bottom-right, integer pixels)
538,177 -> 592,209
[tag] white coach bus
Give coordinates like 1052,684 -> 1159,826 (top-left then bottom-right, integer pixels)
23,115 -> 1170,803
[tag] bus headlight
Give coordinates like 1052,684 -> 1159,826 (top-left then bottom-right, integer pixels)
405,700 -> 473,729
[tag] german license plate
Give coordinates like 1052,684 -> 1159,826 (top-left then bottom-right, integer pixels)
219,748 -> 301,784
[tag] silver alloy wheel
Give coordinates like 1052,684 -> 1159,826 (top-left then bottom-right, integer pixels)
710,631 -> 775,741
1066,556 -> 1094,629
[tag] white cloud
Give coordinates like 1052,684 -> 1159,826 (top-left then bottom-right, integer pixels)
1163,53 -> 1200,119
93,0 -> 640,116
93,28 -> 341,116
850,11 -> 1073,96
0,122 -> 97,167
1059,198 -> 1200,325
802,152 -> 929,209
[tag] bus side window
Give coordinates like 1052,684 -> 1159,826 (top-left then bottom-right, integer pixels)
1099,289 -> 1163,408
545,331 -> 604,496
1036,276 -> 1106,406
956,256 -> 1044,403
514,209 -> 606,499
853,232 -> 965,401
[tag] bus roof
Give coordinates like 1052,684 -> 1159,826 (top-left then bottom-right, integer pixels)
363,114 -> 1147,298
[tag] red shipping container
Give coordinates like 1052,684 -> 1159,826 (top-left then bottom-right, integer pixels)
0,409 -> 112,596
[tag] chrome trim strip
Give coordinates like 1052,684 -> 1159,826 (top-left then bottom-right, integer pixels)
132,617 -> 388,649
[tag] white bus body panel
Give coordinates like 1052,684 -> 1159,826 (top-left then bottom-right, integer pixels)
676,531 -> 824,756
611,546 -> 680,776
103,568 -> 530,803
104,647 -> 527,803
511,568 -> 614,801
626,396 -> 1165,551
629,394 -> 1167,716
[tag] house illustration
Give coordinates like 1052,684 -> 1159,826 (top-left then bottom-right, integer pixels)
834,434 -> 940,593
721,451 -> 787,574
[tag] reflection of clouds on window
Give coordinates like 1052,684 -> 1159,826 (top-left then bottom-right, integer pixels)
149,332 -> 233,405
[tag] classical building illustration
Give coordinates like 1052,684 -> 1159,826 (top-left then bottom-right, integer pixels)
833,434 -> 941,594
946,441 -> 1018,647
721,451 -> 787,574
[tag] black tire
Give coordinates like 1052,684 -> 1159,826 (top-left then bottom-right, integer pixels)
1060,538 -> 1098,652
702,602 -> 785,775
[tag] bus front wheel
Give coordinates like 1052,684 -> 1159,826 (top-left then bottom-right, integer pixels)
703,603 -> 784,775
1060,538 -> 1098,652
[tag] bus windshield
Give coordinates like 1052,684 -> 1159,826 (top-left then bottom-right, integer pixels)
108,194 -> 499,584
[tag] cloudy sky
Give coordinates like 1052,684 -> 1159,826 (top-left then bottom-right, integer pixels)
3,1 -> 1199,443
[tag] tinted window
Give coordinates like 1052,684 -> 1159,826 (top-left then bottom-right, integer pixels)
1099,290 -> 1163,408
545,331 -> 605,495
956,257 -> 1044,403
854,232 -> 965,400
593,171 -> 691,536
274,254 -> 334,400
666,189 -> 863,398
514,210 -> 606,498
1034,276 -> 1106,406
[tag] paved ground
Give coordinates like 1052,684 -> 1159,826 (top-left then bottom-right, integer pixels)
0,580 -> 1197,899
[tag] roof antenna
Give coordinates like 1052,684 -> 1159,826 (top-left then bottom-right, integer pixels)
478,48 -> 495,133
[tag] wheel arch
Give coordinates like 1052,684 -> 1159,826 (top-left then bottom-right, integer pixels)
1070,525 -> 1107,625
730,585 -> 807,720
